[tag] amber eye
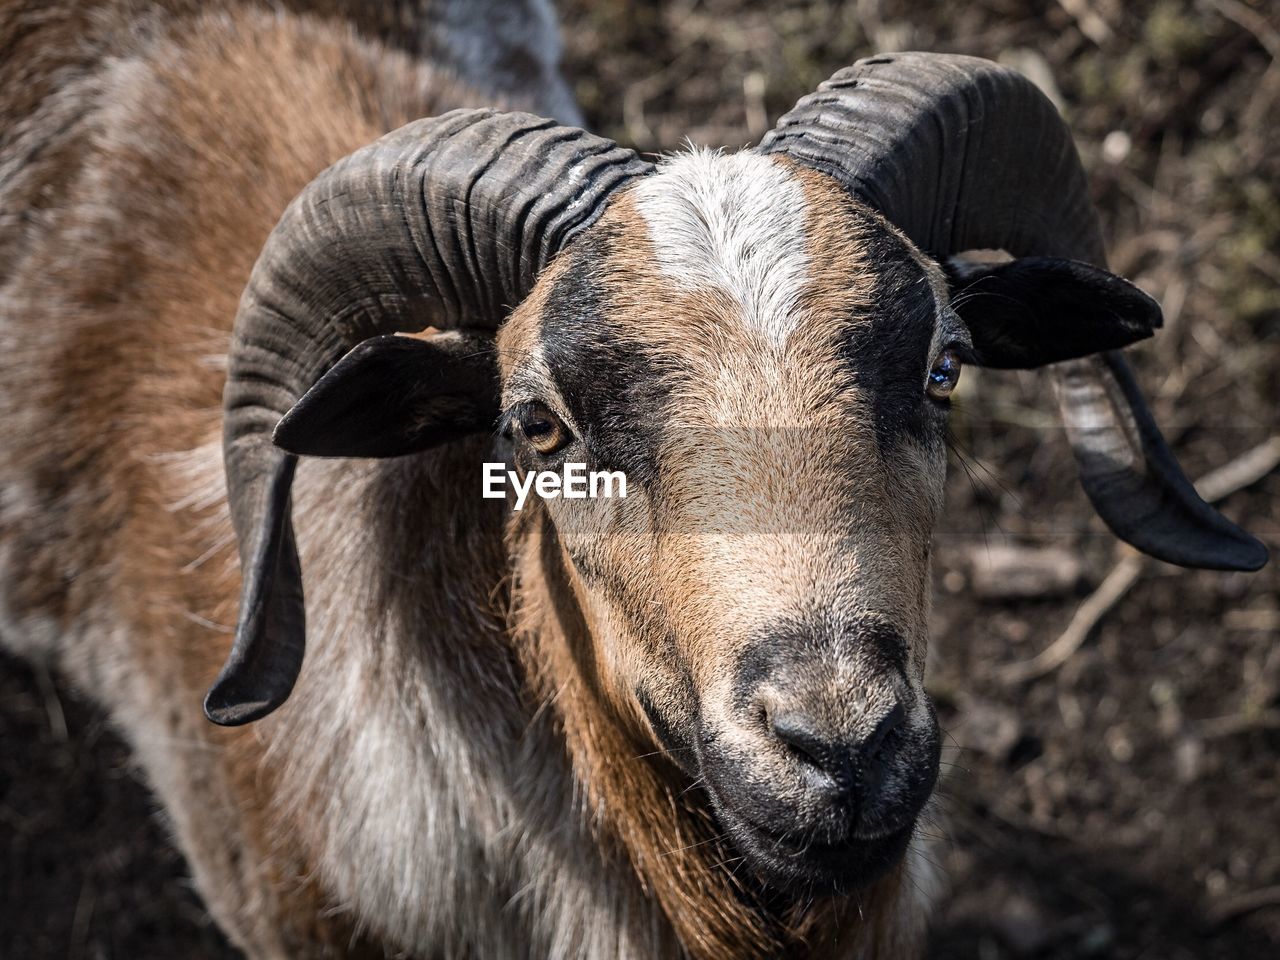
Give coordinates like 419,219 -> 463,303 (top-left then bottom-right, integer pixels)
516,402 -> 573,455
926,348 -> 962,401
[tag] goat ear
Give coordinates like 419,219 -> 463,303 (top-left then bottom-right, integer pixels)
205,331 -> 498,726
944,257 -> 1162,369
940,258 -> 1267,573
273,331 -> 499,458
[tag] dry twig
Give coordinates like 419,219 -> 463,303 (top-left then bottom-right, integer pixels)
998,553 -> 1146,684
1193,435 -> 1280,503
33,663 -> 68,743
1198,708 -> 1280,741
1206,884 -> 1280,926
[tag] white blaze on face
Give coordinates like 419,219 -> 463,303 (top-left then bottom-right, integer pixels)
630,150 -> 810,346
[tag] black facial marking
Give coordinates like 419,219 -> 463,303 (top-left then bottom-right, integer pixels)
537,225 -> 667,489
840,216 -> 943,450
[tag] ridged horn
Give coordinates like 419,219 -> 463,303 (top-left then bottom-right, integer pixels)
756,52 -> 1266,572
208,109 -> 653,726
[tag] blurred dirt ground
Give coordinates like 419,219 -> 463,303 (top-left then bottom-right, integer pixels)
2,0 -> 1278,957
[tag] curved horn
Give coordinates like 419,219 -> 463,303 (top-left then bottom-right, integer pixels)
207,109 -> 653,726
756,52 -> 1266,572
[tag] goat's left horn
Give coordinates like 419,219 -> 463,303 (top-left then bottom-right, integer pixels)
756,52 -> 1266,572
209,111 -> 653,726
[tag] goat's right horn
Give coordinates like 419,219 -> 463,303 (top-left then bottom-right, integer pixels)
208,110 -> 653,726
756,52 -> 1267,574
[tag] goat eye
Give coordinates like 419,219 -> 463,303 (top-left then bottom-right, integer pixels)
926,348 -> 962,401
517,403 -> 573,455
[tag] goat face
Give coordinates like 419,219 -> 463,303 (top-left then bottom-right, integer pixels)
496,152 -> 948,893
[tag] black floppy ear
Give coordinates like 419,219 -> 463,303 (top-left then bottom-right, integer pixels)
945,257 -> 1162,368
274,331 -> 499,457
203,331 -> 498,726
940,257 -> 1267,574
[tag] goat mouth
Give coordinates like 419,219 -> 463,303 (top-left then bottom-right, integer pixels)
717,806 -> 916,896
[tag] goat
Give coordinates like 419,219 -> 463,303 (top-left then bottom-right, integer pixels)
0,1 -> 1267,957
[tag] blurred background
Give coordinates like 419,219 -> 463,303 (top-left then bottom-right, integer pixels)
2,0 -> 1276,957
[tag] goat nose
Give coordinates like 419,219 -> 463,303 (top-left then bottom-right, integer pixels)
768,702 -> 906,797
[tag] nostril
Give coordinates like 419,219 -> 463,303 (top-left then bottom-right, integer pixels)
769,710 -> 832,770
766,701 -> 906,800
768,710 -> 853,793
864,702 -> 906,761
